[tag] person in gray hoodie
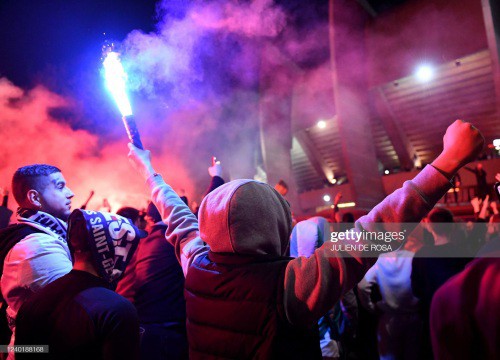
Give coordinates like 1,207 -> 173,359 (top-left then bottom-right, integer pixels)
127,120 -> 484,359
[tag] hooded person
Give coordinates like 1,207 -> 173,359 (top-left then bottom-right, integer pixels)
14,210 -> 145,360
189,180 -> 323,358
127,120 -> 484,359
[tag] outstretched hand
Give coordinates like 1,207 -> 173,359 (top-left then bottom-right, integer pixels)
470,197 -> 481,213
128,143 -> 156,180
208,161 -> 222,178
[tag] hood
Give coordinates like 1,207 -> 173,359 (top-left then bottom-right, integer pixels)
290,216 -> 329,258
198,179 -> 292,256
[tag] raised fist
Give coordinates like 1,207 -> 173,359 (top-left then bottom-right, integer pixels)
441,120 -> 484,168
432,120 -> 484,178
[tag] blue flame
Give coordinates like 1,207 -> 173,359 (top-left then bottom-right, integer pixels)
103,52 -> 133,117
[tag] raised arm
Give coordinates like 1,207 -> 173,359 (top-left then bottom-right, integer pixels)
205,158 -> 225,196
331,192 -> 342,223
127,144 -> 207,277
283,120 -> 484,326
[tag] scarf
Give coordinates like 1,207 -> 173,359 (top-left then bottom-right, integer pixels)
68,210 -> 146,283
17,208 -> 68,242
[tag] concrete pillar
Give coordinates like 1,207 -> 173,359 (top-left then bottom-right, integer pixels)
329,0 -> 385,209
258,44 -> 301,212
482,0 -> 500,116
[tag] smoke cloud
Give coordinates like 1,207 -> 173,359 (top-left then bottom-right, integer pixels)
0,77 -> 192,213
0,0 -> 332,218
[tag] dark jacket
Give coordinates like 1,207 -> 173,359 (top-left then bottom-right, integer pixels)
185,251 -> 321,359
15,270 -> 140,360
116,223 -> 186,324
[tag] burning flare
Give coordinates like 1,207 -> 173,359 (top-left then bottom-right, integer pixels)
103,51 -> 133,117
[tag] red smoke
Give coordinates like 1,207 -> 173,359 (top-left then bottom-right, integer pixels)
0,78 -> 194,215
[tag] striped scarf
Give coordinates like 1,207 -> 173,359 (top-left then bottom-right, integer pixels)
16,208 -> 68,242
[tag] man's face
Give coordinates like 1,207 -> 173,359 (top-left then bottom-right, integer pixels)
38,172 -> 74,221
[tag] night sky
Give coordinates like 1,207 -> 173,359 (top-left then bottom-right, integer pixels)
0,0 -> 158,88
0,0 -> 330,89
0,0 -> 163,137
0,0 -> 405,110
0,0 -> 329,130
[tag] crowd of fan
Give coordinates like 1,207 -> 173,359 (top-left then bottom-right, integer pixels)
0,120 -> 498,360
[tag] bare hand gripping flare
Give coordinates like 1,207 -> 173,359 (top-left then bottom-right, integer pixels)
102,47 -> 144,149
